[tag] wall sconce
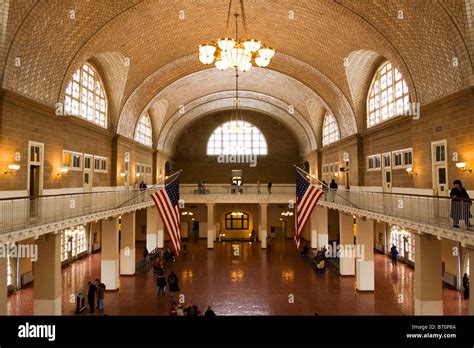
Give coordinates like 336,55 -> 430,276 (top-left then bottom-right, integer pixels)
136,173 -> 141,178
456,162 -> 472,173
57,167 -> 68,176
4,164 -> 20,174
334,172 -> 340,177
119,172 -> 126,178
406,167 -> 417,176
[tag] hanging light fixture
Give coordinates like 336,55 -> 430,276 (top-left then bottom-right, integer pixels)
198,12 -> 275,71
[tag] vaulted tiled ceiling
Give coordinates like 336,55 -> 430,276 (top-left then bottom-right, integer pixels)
1,0 -> 472,154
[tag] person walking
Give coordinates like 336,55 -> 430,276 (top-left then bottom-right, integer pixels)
205,306 -> 216,316
157,270 -> 166,297
267,181 -> 272,195
390,244 -> 399,266
329,179 -> 338,202
87,281 -> 97,314
167,271 -> 180,299
266,235 -> 272,252
450,180 -> 472,229
98,282 -> 106,311
462,273 -> 470,299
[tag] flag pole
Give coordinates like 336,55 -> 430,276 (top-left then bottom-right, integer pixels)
293,165 -> 359,209
115,169 -> 182,208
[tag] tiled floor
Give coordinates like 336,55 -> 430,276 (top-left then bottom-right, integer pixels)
7,239 -> 469,315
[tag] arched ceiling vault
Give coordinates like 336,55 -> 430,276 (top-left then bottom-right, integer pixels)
1,0 -> 472,143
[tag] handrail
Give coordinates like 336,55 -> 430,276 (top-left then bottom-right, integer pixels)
0,188 -> 141,201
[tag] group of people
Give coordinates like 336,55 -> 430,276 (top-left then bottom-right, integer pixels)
311,246 -> 328,272
156,270 -> 180,298
170,302 -> 216,316
449,180 -> 472,229
321,179 -> 339,202
255,181 -> 272,195
87,278 -> 106,313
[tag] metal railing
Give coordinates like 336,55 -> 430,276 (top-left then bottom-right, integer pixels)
323,189 -> 473,231
0,187 -> 162,233
180,183 -> 295,195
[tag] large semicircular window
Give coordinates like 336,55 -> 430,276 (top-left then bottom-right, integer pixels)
207,121 -> 268,156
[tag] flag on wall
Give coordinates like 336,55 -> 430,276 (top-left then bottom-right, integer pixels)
295,169 -> 324,249
151,175 -> 181,256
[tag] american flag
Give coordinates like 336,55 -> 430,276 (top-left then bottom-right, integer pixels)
151,175 -> 181,256
295,170 -> 324,249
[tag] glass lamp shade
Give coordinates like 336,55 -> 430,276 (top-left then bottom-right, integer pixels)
215,58 -> 230,71
243,39 -> 261,52
199,54 -> 215,65
255,56 -> 270,67
224,47 -> 252,68
238,60 -> 252,72
217,38 -> 235,51
258,46 -> 275,59
199,44 -> 217,56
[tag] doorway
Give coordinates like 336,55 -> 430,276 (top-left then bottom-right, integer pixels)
431,140 -> 448,222
382,152 -> 392,193
27,142 -> 43,218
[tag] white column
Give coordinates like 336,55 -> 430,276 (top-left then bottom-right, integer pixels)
157,214 -> 164,249
146,206 -> 158,251
414,233 -> 443,315
101,218 -> 120,290
339,212 -> 355,276
316,206 -> 329,249
34,233 -> 61,315
120,212 -> 136,275
0,251 -> 7,315
310,209 -> 318,249
207,203 -> 215,249
355,217 -> 375,291
468,247 -> 474,315
260,203 -> 268,249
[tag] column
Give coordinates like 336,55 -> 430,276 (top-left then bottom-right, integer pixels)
315,206 -> 329,249
468,247 -> 474,315
34,233 -> 61,315
414,233 -> 442,315
260,203 -> 268,249
146,206 -> 158,251
0,252 -> 7,315
339,212 -> 355,275
355,217 -> 374,291
207,203 -> 215,249
157,215 -> 164,249
101,218 -> 120,290
310,209 -> 318,249
120,212 -> 136,275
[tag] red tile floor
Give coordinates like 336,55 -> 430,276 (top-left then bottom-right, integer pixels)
7,239 -> 469,315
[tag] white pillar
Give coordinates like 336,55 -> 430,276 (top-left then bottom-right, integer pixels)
101,218 -> 120,290
207,203 -> 215,249
157,214 -> 164,249
0,250 -> 8,315
146,206 -> 158,251
355,217 -> 375,291
414,233 -> 443,315
120,212 -> 136,275
316,206 -> 329,249
469,247 -> 474,315
339,212 -> 355,276
34,233 -> 61,315
260,203 -> 268,249
310,209 -> 318,249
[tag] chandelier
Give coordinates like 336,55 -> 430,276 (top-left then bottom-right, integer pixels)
198,13 -> 275,71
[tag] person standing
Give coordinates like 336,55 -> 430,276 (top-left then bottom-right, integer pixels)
267,181 -> 272,195
390,244 -> 399,266
322,180 -> 329,201
329,179 -> 338,202
143,246 -> 149,259
167,271 -> 180,299
450,180 -> 472,229
98,282 -> 106,311
462,273 -> 470,299
157,270 -> 166,297
266,235 -> 272,252
257,181 -> 261,195
87,281 -> 97,314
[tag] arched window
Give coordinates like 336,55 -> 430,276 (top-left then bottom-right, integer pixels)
65,63 -> 107,128
134,114 -> 152,147
225,212 -> 249,230
367,61 -> 410,128
207,121 -> 267,155
322,113 -> 340,146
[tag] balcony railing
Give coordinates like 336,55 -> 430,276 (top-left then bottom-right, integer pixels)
323,189 -> 473,231
0,184 -> 471,235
